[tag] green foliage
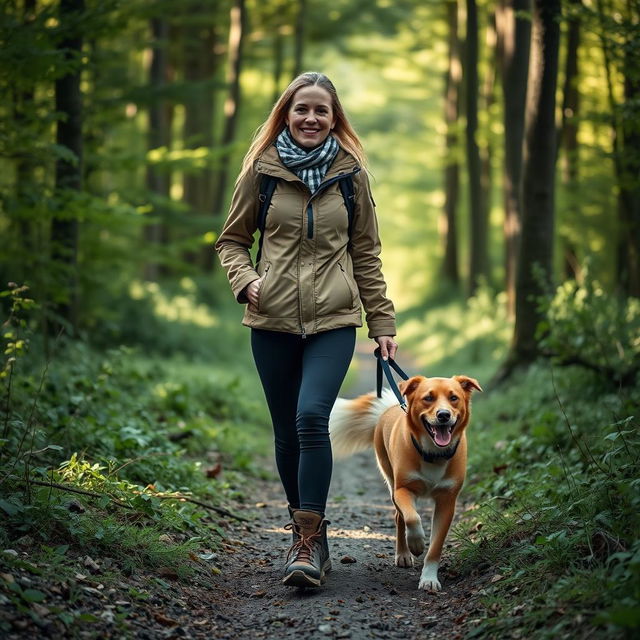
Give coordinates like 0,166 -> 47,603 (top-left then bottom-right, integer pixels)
537,267 -> 640,384
0,285 -> 270,577
455,361 -> 639,638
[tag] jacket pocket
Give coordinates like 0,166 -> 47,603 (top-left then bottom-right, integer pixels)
315,262 -> 356,317
338,262 -> 358,308
256,262 -> 271,314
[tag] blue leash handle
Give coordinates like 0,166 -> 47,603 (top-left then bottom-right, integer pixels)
374,347 -> 410,411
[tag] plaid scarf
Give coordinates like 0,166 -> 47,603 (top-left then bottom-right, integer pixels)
275,128 -> 339,194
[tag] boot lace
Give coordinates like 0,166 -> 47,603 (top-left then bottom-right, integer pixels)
284,523 -> 322,564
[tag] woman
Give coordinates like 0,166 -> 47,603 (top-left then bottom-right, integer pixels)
215,72 -> 397,588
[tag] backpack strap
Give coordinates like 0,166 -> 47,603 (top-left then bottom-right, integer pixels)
256,174 -> 278,266
338,176 -> 356,241
256,173 -> 355,264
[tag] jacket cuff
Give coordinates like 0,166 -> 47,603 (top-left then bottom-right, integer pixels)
233,272 -> 260,304
367,321 -> 397,339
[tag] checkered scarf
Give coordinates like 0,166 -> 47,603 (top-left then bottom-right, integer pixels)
275,127 -> 339,194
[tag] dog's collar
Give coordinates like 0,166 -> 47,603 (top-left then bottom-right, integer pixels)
411,434 -> 460,463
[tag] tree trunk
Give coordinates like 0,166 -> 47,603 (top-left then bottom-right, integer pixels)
480,12 -> 498,285
14,0 -> 37,261
51,0 -> 84,333
211,0 -> 246,219
558,0 -> 581,280
511,0 -> 561,365
145,18 -> 172,281
465,0 -> 487,296
621,0 -> 640,296
293,0 -> 306,77
595,0 -> 640,295
182,17 -> 218,270
273,25 -> 284,104
496,0 -> 531,318
441,0 -> 461,285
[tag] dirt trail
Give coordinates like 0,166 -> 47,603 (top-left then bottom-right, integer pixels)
208,342 -> 484,640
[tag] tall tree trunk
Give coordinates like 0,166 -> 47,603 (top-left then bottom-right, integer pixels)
14,0 -> 37,262
480,12 -> 498,282
595,0 -> 640,295
510,0 -> 561,365
51,0 -> 84,333
182,17 -> 218,270
441,0 -> 461,285
145,18 -> 172,281
293,0 -> 306,77
273,25 -> 284,104
211,0 -> 246,219
465,0 -> 487,296
496,0 -> 531,318
558,0 -> 581,280
621,0 -> 640,296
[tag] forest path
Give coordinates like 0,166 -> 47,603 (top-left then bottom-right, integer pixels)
207,341 -> 487,640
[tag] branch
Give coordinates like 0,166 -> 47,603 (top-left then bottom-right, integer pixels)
8,477 -> 249,522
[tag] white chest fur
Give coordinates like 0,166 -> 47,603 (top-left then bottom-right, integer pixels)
405,460 -> 456,495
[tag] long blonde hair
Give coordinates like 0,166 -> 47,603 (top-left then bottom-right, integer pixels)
238,72 -> 367,181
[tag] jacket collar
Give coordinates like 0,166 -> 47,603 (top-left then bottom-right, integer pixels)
255,143 -> 359,184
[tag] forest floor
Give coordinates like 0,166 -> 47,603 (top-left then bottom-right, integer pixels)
0,342 -> 494,639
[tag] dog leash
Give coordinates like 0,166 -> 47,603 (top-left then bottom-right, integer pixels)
374,347 -> 410,412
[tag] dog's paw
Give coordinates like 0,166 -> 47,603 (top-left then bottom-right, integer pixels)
418,576 -> 442,591
405,525 -> 426,557
395,552 -> 413,568
418,562 -> 441,591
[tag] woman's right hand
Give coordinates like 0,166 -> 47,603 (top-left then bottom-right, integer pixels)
245,277 -> 264,309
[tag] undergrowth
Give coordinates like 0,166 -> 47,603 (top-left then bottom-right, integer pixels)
0,281 -> 271,592
450,277 -> 640,639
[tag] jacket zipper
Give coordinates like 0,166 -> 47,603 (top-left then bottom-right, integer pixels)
304,167 -> 361,240
299,166 -> 361,336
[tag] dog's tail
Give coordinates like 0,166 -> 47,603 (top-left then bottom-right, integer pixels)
329,389 -> 398,459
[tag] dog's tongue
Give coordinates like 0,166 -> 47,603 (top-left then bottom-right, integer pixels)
434,427 -> 452,447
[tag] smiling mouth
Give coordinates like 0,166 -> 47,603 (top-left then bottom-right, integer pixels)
421,415 -> 457,448
300,128 -> 320,134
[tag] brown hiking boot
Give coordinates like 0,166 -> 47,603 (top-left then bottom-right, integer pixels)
282,510 -> 331,587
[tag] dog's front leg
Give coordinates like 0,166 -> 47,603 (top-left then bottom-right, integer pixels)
393,487 -> 425,557
419,492 -> 456,591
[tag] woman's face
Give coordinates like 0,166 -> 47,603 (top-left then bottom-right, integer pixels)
286,85 -> 336,149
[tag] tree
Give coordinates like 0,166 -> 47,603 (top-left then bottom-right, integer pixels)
211,0 -> 246,222
509,0 -> 561,365
465,0 -> 488,296
441,0 -> 461,285
293,0 -> 306,77
180,3 -> 221,270
496,0 -> 531,317
51,0 -> 85,331
144,17 -> 173,280
557,0 -> 582,280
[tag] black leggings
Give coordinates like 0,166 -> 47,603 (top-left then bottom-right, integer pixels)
251,327 -> 356,515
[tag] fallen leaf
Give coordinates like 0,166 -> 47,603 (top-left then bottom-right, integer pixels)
153,612 -> 178,627
206,463 -> 222,478
250,590 -> 267,598
490,574 -> 504,583
340,556 -> 357,564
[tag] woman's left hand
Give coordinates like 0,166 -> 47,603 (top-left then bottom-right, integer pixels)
375,335 -> 398,361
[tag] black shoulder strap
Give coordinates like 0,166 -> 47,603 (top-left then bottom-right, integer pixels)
338,176 -> 356,240
256,174 -> 278,266
256,173 -> 355,265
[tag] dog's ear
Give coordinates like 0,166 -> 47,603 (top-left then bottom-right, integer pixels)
454,376 -> 483,393
399,376 -> 424,400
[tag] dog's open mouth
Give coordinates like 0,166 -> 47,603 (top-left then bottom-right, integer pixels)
422,416 -> 457,447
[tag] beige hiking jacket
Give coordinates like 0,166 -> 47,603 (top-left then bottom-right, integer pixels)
215,145 -> 396,338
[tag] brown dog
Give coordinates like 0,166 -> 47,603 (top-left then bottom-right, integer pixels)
329,375 -> 482,590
